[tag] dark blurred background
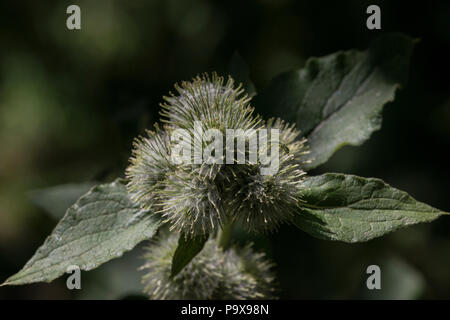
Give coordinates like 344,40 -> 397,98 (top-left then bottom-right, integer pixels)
1,0 -> 449,299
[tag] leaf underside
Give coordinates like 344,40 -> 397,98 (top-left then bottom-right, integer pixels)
255,34 -> 416,170
294,173 -> 446,243
2,179 -> 160,286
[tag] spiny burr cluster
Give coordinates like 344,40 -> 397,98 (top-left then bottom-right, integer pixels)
126,73 -> 309,237
141,233 -> 276,300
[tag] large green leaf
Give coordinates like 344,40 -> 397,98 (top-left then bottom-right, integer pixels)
171,233 -> 208,278
294,173 -> 447,243
1,179 -> 161,286
255,34 -> 415,170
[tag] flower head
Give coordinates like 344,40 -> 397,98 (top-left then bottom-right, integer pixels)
225,118 -> 309,232
159,169 -> 226,236
161,73 -> 261,134
161,73 -> 262,180
126,124 -> 173,209
126,74 -> 310,237
141,233 -> 276,300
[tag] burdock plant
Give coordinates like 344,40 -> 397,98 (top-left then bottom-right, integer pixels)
2,34 -> 448,299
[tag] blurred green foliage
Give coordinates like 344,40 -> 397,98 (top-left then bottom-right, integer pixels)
0,0 -> 449,299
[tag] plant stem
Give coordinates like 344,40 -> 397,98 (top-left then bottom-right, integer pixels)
218,221 -> 234,250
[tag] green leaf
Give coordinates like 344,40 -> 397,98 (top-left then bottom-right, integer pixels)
1,179 -> 161,286
28,182 -> 97,220
228,52 -> 256,97
255,34 -> 416,170
294,173 -> 447,243
171,233 -> 209,278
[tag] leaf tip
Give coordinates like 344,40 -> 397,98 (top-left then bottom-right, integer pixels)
0,280 -> 11,287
